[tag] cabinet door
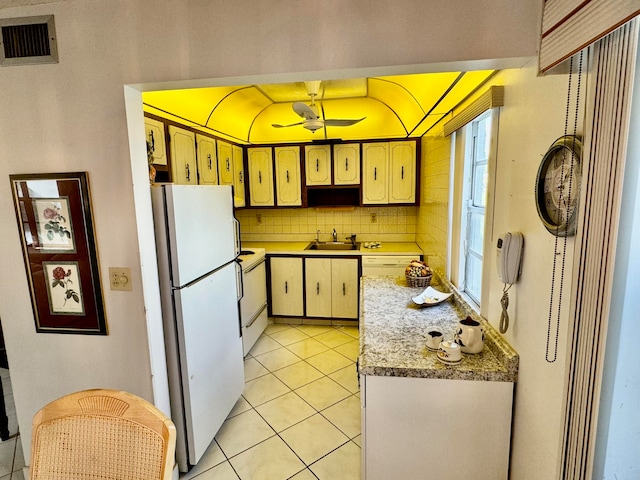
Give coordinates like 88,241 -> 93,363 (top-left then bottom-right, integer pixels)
305,258 -> 332,317
270,257 -> 304,316
217,140 -> 234,186
305,145 -> 331,186
363,376 -> 513,480
331,258 -> 359,318
274,146 -> 302,206
144,117 -> 167,166
248,147 -> 274,207
196,134 -> 218,185
232,144 -> 246,207
362,143 -> 389,204
334,143 -> 360,185
169,126 -> 197,185
389,141 -> 416,204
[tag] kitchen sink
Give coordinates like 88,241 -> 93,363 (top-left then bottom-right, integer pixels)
305,241 -> 361,251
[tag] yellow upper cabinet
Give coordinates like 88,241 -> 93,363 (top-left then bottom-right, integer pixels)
232,144 -> 245,207
274,146 -> 302,207
144,117 -> 167,166
217,140 -> 245,207
168,125 -> 197,185
389,141 -> 416,204
305,145 -> 331,186
362,143 -> 389,204
196,134 -> 218,185
247,147 -> 274,207
334,143 -> 360,185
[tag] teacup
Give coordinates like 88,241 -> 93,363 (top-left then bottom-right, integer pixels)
437,340 -> 462,363
426,328 -> 444,350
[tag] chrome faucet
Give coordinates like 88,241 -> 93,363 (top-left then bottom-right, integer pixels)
332,228 -> 337,242
316,229 -> 321,243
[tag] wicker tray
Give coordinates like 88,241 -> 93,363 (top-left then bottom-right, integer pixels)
406,274 -> 432,288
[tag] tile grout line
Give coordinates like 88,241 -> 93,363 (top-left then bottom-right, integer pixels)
200,324 -> 360,480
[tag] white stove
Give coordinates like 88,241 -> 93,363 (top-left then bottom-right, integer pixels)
238,248 -> 267,355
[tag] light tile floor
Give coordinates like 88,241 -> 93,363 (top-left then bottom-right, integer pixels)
181,323 -> 361,480
0,368 -> 25,480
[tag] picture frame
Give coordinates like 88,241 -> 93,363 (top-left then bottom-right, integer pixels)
10,172 -> 107,335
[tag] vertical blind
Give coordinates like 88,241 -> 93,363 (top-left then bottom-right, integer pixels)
560,19 -> 638,480
539,0 -> 640,72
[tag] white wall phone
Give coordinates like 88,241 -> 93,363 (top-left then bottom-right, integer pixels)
496,232 -> 524,284
496,232 -> 524,333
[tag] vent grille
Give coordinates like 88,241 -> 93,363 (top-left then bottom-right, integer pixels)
0,15 -> 57,66
2,23 -> 50,58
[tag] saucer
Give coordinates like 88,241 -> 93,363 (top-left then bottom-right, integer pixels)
426,345 -> 440,352
437,355 -> 463,366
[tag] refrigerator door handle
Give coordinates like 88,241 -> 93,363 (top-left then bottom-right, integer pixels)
232,217 -> 241,258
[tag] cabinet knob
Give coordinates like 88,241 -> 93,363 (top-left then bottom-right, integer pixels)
239,171 -> 243,183
316,158 -> 319,172
185,164 -> 190,181
226,158 -> 230,171
286,170 -> 290,183
401,165 -> 404,179
374,167 -> 377,181
345,157 -> 348,171
207,153 -> 212,170
317,282 -> 320,295
343,283 -> 346,295
259,171 -> 262,184
285,281 -> 288,294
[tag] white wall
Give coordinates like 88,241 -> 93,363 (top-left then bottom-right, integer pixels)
484,61 -> 584,480
0,0 -> 542,464
593,41 -> 640,479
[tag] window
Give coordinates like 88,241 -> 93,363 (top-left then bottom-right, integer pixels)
459,113 -> 491,305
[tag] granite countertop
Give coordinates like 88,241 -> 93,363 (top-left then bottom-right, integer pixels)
241,241 -> 422,256
359,274 -> 519,382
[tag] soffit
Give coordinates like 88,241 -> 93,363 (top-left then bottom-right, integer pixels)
142,70 -> 495,145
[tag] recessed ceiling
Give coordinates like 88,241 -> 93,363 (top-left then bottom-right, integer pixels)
142,70 -> 495,145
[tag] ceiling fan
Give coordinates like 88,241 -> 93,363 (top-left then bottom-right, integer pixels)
272,81 -> 365,133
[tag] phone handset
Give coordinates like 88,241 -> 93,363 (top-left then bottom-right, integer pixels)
496,232 -> 524,333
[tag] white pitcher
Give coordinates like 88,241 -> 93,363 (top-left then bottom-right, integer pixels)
454,317 -> 485,354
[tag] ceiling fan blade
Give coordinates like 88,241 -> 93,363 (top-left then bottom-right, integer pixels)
324,117 -> 366,127
272,121 -> 305,128
292,102 -> 318,120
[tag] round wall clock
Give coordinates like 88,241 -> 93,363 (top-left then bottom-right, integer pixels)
535,135 -> 583,237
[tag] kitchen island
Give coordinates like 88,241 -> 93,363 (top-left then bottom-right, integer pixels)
359,275 -> 518,480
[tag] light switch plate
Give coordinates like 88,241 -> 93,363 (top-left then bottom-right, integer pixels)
109,267 -> 132,291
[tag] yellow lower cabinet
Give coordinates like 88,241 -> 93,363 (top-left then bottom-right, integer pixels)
304,257 -> 358,319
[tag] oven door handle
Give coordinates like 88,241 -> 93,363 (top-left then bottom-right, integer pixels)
235,260 -> 244,302
245,302 -> 268,328
243,256 -> 266,274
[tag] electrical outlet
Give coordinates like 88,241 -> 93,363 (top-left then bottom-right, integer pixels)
109,267 -> 132,291
256,213 -> 262,224
370,213 -> 377,223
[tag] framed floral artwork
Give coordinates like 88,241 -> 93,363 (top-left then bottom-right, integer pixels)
10,172 -> 107,334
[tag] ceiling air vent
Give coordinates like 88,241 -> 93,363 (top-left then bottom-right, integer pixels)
0,15 -> 58,67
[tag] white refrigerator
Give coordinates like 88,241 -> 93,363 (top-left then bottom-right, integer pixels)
151,184 -> 244,472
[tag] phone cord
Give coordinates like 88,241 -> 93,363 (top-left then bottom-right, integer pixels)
499,284 -> 512,334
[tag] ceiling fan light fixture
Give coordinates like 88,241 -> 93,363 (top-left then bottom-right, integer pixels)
305,119 -> 324,132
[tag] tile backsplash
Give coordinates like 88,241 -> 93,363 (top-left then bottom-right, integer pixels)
236,206 -> 417,243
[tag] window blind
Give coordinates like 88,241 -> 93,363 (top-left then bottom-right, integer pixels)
442,86 -> 503,137
540,0 -> 640,72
